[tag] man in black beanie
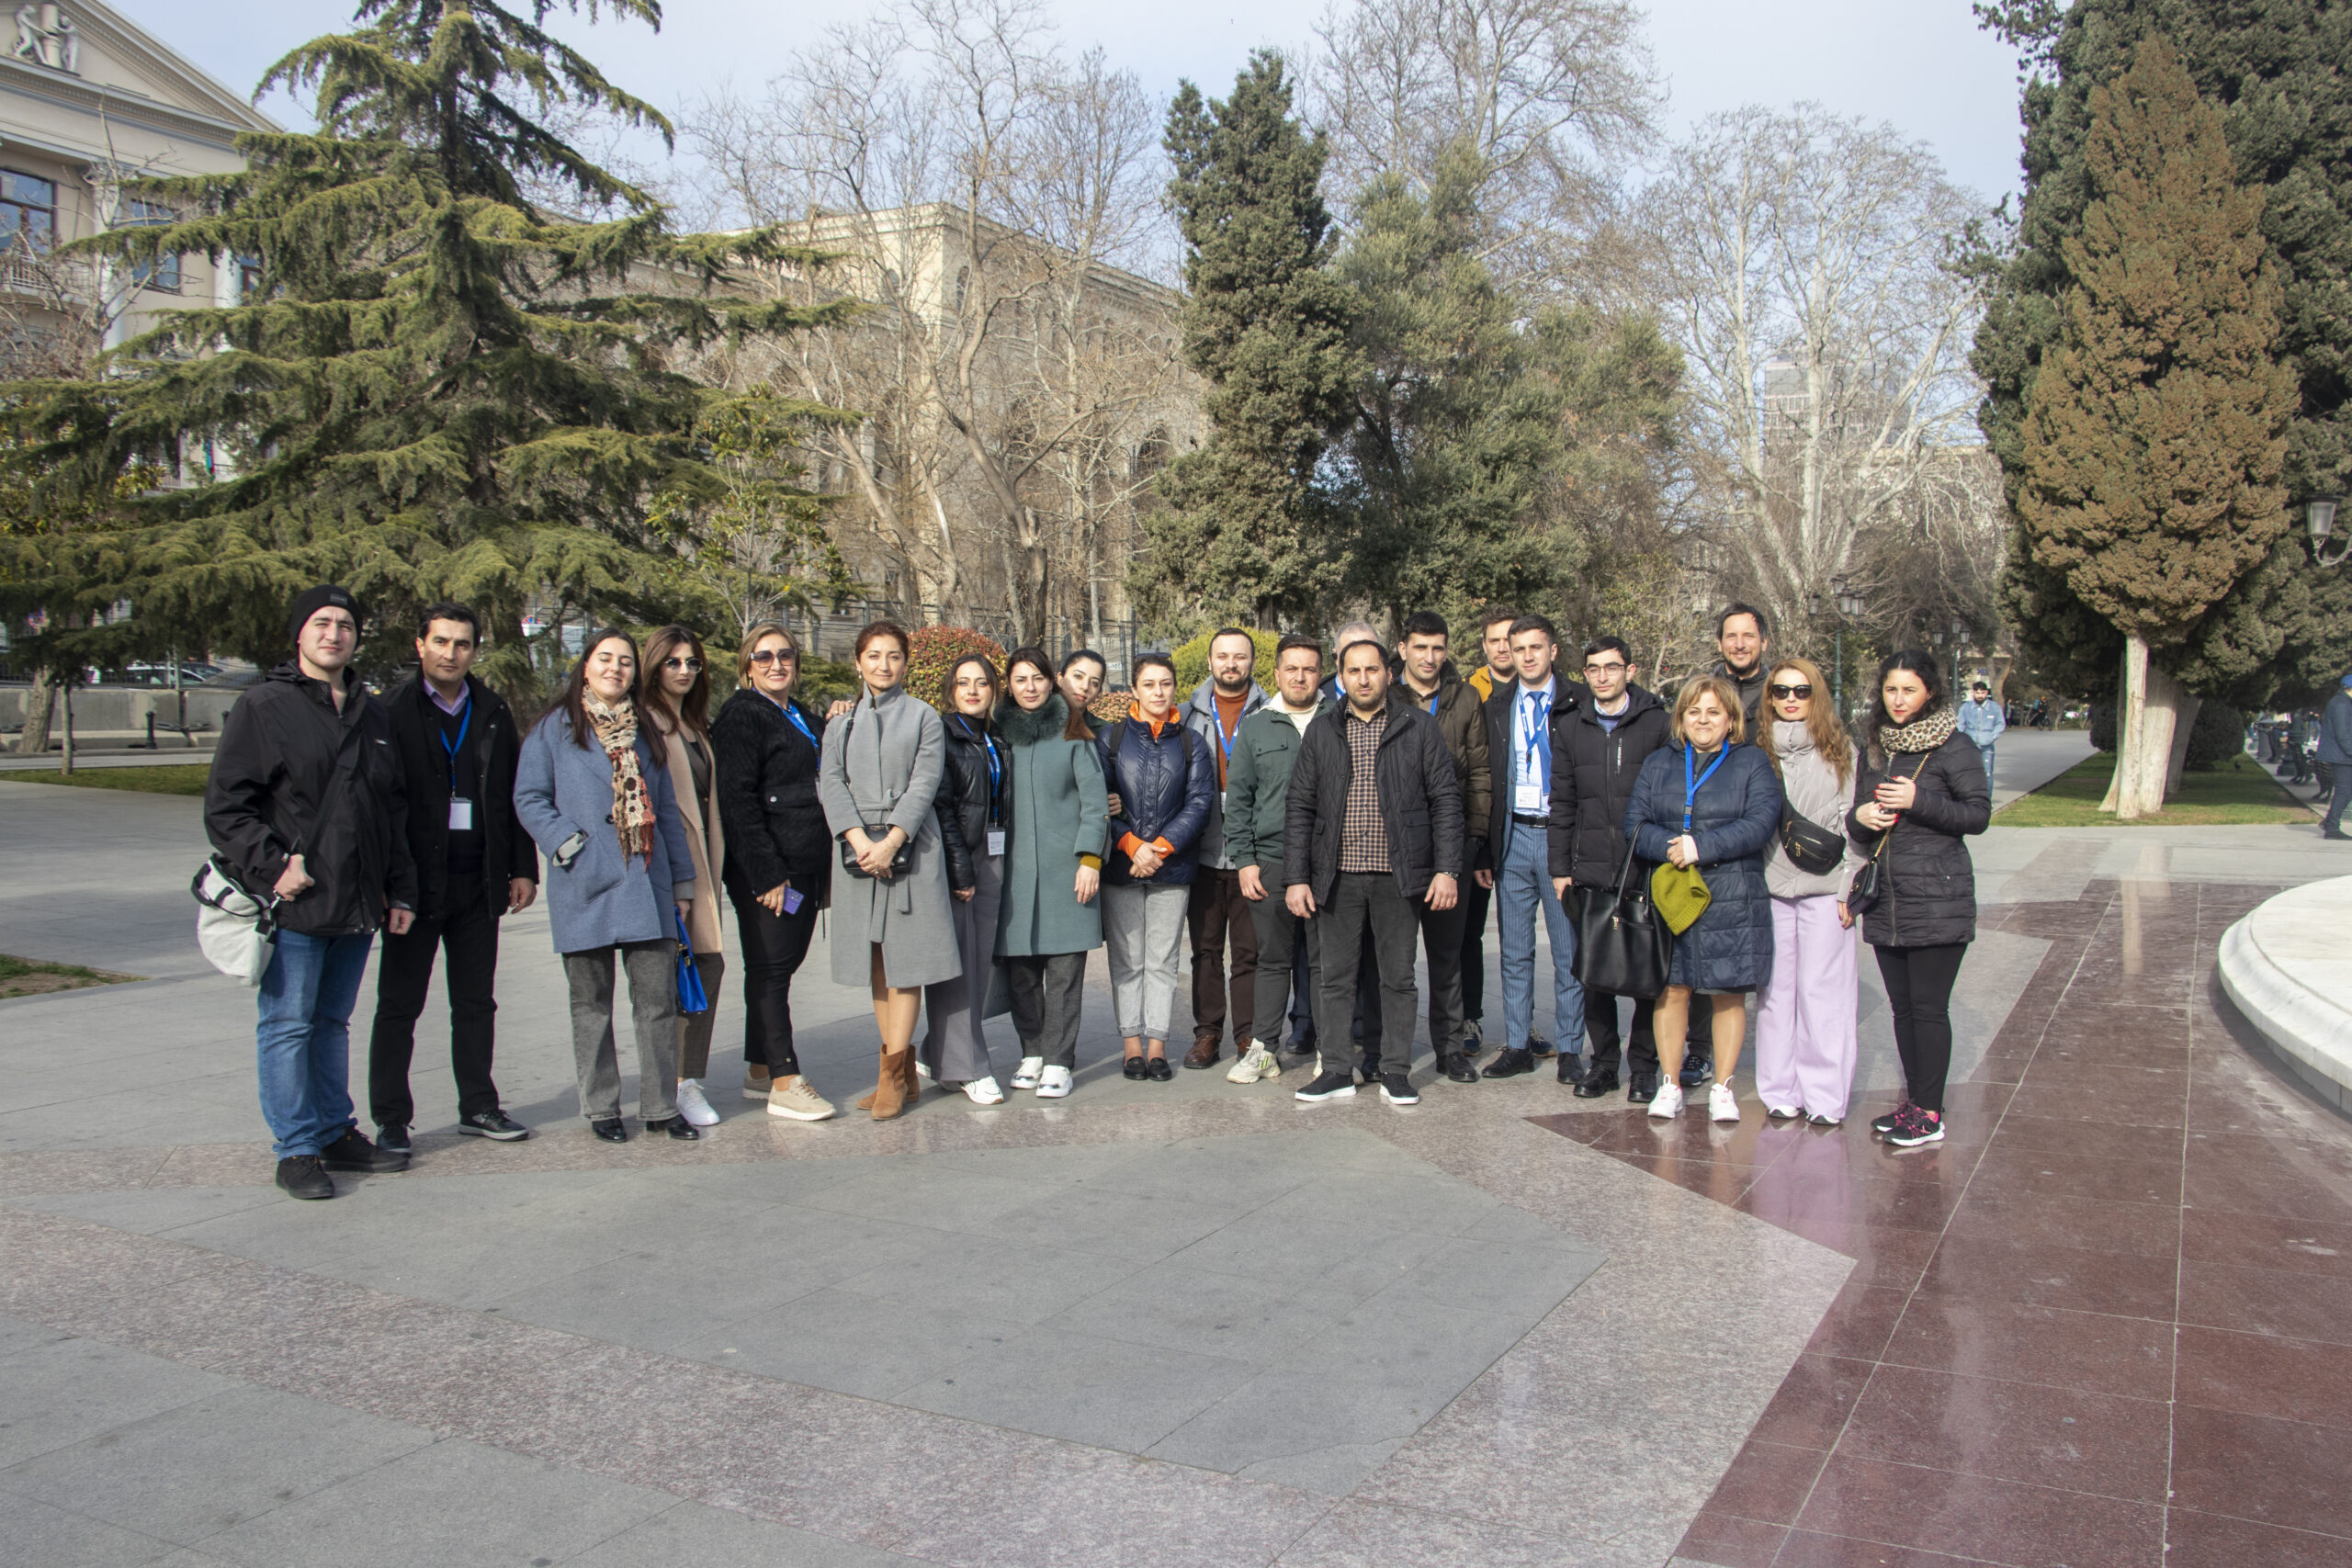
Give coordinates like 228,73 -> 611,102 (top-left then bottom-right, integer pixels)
205,584 -> 419,1199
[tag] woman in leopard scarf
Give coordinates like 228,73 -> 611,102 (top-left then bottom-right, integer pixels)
1846,651 -> 1991,1148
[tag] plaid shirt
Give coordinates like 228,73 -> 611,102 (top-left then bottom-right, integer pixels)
1337,703 -> 1391,874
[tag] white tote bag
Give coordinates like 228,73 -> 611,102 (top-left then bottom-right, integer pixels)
192,857 -> 277,987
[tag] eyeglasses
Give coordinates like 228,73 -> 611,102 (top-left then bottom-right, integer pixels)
1768,683 -> 1813,700
747,649 -> 797,667
662,657 -> 703,672
1583,660 -> 1626,675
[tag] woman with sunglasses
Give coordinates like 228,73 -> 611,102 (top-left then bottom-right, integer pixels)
709,624 -> 837,1122
639,626 -> 729,1126
919,654 -> 1013,1103
1753,658 -> 1868,1126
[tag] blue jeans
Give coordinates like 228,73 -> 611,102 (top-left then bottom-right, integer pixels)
1978,743 -> 1996,784
1498,824 -> 1582,1054
256,930 -> 373,1158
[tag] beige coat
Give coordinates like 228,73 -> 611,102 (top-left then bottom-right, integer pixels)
648,705 -> 728,953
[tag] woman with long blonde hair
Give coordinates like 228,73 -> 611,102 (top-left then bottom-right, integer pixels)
1752,656 -> 1869,1126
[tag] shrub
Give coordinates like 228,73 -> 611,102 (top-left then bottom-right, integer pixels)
1170,627 -> 1283,696
2183,701 -> 2246,771
1089,687 -> 1131,722
2089,703 -> 2116,751
904,625 -> 1005,708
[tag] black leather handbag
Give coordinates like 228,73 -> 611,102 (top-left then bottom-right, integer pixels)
1846,754 -> 1924,915
1572,841 -> 1672,1000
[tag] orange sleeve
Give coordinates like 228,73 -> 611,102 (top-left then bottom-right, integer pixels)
1151,837 -> 1174,856
1118,831 -> 1145,859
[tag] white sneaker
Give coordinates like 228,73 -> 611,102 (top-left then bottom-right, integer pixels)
915,1059 -> 933,1081
674,1078 -> 720,1127
1647,1082 -> 1684,1119
1036,1065 -> 1073,1099
1011,1056 -> 1045,1090
1227,1043 -> 1281,1083
962,1076 -> 1005,1106
1709,1082 -> 1740,1123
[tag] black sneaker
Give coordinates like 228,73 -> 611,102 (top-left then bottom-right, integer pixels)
1883,1105 -> 1946,1147
275,1156 -> 332,1200
1294,1070 -> 1358,1102
1555,1052 -> 1587,1086
1870,1101 -> 1912,1135
376,1123 -> 412,1156
1527,1035 -> 1555,1060
319,1128 -> 407,1173
1627,1072 -> 1657,1103
1378,1073 -> 1420,1106
1679,1055 -> 1713,1089
1481,1046 -> 1535,1079
458,1110 -> 530,1141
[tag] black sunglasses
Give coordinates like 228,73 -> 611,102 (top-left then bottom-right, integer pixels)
1768,682 -> 1813,700
748,649 -> 797,667
662,657 -> 703,671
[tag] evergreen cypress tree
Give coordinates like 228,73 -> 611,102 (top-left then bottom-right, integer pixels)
2016,36 -> 2293,817
1146,51 -> 1359,628
0,0 -> 849,680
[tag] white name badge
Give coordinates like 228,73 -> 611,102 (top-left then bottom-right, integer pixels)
986,829 -> 1007,857
448,797 -> 474,830
1515,782 -> 1544,813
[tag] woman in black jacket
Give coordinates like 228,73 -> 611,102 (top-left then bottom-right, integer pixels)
709,623 -> 837,1123
1848,651 -> 1991,1148
921,655 -> 1011,1102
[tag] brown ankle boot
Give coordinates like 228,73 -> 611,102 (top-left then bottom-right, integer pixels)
871,1048 -> 913,1121
856,1052 -> 923,1111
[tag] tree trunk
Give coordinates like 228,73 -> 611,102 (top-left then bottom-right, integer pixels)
60,679 -> 75,776
2114,635 -> 2186,819
2165,694 -> 2202,799
16,665 -> 55,756
2099,644 -> 2132,813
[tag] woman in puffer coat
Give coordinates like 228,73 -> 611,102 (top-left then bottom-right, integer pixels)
1623,674 -> 1782,1123
1754,656 -> 1870,1127
1848,651 -> 1991,1149
1096,652 -> 1214,1080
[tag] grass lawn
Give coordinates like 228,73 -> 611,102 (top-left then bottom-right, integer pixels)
0,761 -> 211,795
1997,751 -> 2317,827
0,953 -> 143,999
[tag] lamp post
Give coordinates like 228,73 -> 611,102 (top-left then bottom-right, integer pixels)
1951,619 -> 1970,700
2311,500 -> 2349,567
1832,577 -> 1864,716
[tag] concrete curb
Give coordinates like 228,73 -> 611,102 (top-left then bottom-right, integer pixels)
2218,885 -> 2352,1114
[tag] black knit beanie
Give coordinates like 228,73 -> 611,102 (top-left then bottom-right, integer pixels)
287,584 -> 363,644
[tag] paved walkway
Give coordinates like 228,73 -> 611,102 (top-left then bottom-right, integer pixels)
1,787 -> 2347,1567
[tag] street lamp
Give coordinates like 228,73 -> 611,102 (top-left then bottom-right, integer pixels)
1951,619 -> 1970,699
2310,500 -> 2350,567
1830,577 -> 1864,715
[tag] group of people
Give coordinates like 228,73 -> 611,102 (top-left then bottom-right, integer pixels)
204,587 -> 1989,1202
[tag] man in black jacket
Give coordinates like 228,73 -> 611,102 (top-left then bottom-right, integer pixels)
1387,612 -> 1491,1082
1283,638 -> 1464,1107
204,585 -> 418,1201
1547,637 -> 1671,1099
366,604 -> 539,1153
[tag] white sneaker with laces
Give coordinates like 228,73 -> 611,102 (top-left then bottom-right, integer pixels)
1036,1065 -> 1073,1099
675,1078 -> 720,1127
915,1060 -> 933,1081
1227,1043 -> 1280,1083
962,1076 -> 1005,1105
1709,1082 -> 1740,1123
1647,1081 -> 1684,1119
1011,1056 -> 1045,1089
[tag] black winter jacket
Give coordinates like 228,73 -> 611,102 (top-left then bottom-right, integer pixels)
381,675 -> 536,919
1546,683 -> 1671,886
1624,742 -> 1782,992
1848,729 -> 1990,949
710,687 -> 832,905
1482,673 -> 1586,869
1098,712 -> 1214,886
934,713 -> 1009,893
1395,661 -> 1494,851
204,663 -> 417,936
1283,692 -> 1464,904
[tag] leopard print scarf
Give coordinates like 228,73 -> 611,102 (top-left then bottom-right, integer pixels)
1875,705 -> 1959,756
583,694 -> 654,862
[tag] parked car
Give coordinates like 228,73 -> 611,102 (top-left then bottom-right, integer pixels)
113,662 -> 226,688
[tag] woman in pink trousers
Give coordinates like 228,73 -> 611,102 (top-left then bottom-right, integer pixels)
1753,657 -> 1867,1126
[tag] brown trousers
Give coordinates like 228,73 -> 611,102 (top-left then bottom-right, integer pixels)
1186,865 -> 1258,1047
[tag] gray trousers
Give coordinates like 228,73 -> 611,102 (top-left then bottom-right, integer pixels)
1007,951 -> 1087,1069
1317,873 -> 1420,1079
1103,882 -> 1188,1040
1250,893 -> 1319,1052
562,940 -> 680,1122
922,855 -> 1004,1083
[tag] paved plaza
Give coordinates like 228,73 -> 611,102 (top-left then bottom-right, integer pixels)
4,732 -> 2350,1568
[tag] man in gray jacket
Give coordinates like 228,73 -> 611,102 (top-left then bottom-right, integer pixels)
2320,670 -> 2352,840
1182,628 -> 1267,1068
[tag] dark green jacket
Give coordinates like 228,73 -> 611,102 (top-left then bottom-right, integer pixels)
994,694 -> 1109,956
1223,697 -> 1331,871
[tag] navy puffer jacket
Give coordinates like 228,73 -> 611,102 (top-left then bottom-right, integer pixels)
1623,742 -> 1783,992
1097,712 -> 1214,887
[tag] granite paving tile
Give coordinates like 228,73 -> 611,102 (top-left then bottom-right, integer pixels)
893,1329 -> 1259,1453
560,1499 -> 922,1567
1908,1231 -> 2179,1321
2177,1260 -> 2352,1346
1671,1509 -> 1791,1568
0,1335 -> 242,1467
1742,1353 -> 1875,1450
2174,1325 -> 2352,1429
678,1286 -> 1027,1400
1879,1298 -> 2175,1402
1835,1363 -> 2171,1502
2177,1205 -> 2352,1278
1792,1453 -> 2163,1568
1274,1497 -> 1679,1567
1,1493 -> 180,1568
830,1227 -> 1149,1326
2168,1404 -> 2352,1538
2158,1508 -> 2352,1568
1699,1438 -> 1829,1524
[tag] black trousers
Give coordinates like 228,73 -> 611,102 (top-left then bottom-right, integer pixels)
1317,873 -> 1419,1079
1875,942 -> 1968,1113
731,886 -> 820,1077
2325,764 -> 2352,833
1006,952 -> 1087,1069
1354,897 -> 1465,1064
368,870 -> 502,1126
1458,874 -> 1491,1024
1584,991 -> 1659,1081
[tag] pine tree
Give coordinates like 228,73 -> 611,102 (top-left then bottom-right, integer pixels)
0,0 -> 850,682
2016,36 -> 2293,817
1145,51 -> 1359,629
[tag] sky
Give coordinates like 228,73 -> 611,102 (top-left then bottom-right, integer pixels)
142,0 -> 2030,206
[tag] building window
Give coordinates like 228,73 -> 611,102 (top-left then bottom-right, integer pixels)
122,197 -> 181,293
236,253 -> 263,299
1,170 -> 55,255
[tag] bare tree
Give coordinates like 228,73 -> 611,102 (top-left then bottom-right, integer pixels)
1632,106 -> 1985,659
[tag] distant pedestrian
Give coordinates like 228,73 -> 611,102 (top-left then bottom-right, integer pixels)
207,585 -> 418,1199
996,649 -> 1108,1100
640,626 -> 728,1128
2318,670 -> 2352,840
366,603 -> 537,1156
1099,654 -> 1214,1079
1849,651 -> 1992,1148
514,630 -> 699,1144
1957,680 -> 2006,789
922,654 -> 1012,1104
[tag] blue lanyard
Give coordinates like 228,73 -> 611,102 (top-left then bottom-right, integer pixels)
437,692 -> 471,794
1216,706 -> 1240,761
1521,689 -> 1551,791
1683,744 -> 1729,833
771,694 -> 820,750
979,728 -> 1002,824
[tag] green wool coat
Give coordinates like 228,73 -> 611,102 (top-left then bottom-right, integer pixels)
995,694 -> 1111,957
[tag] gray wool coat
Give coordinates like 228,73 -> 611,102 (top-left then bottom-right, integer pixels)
995,693 -> 1110,957
819,682 -> 963,988
514,709 -> 695,955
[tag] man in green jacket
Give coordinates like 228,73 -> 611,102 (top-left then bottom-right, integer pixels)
1224,632 -> 1330,1084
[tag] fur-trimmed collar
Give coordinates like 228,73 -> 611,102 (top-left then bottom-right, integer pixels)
998,692 -> 1075,744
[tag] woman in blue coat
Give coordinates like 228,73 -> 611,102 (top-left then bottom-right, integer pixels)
1623,674 -> 1782,1123
515,631 -> 698,1143
1096,652 -> 1214,1080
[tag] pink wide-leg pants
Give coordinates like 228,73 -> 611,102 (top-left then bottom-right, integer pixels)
1754,894 -> 1859,1121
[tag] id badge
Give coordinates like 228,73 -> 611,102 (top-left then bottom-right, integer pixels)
1514,782 -> 1543,813
448,797 -> 475,830
781,888 -> 805,915
986,829 -> 1006,857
